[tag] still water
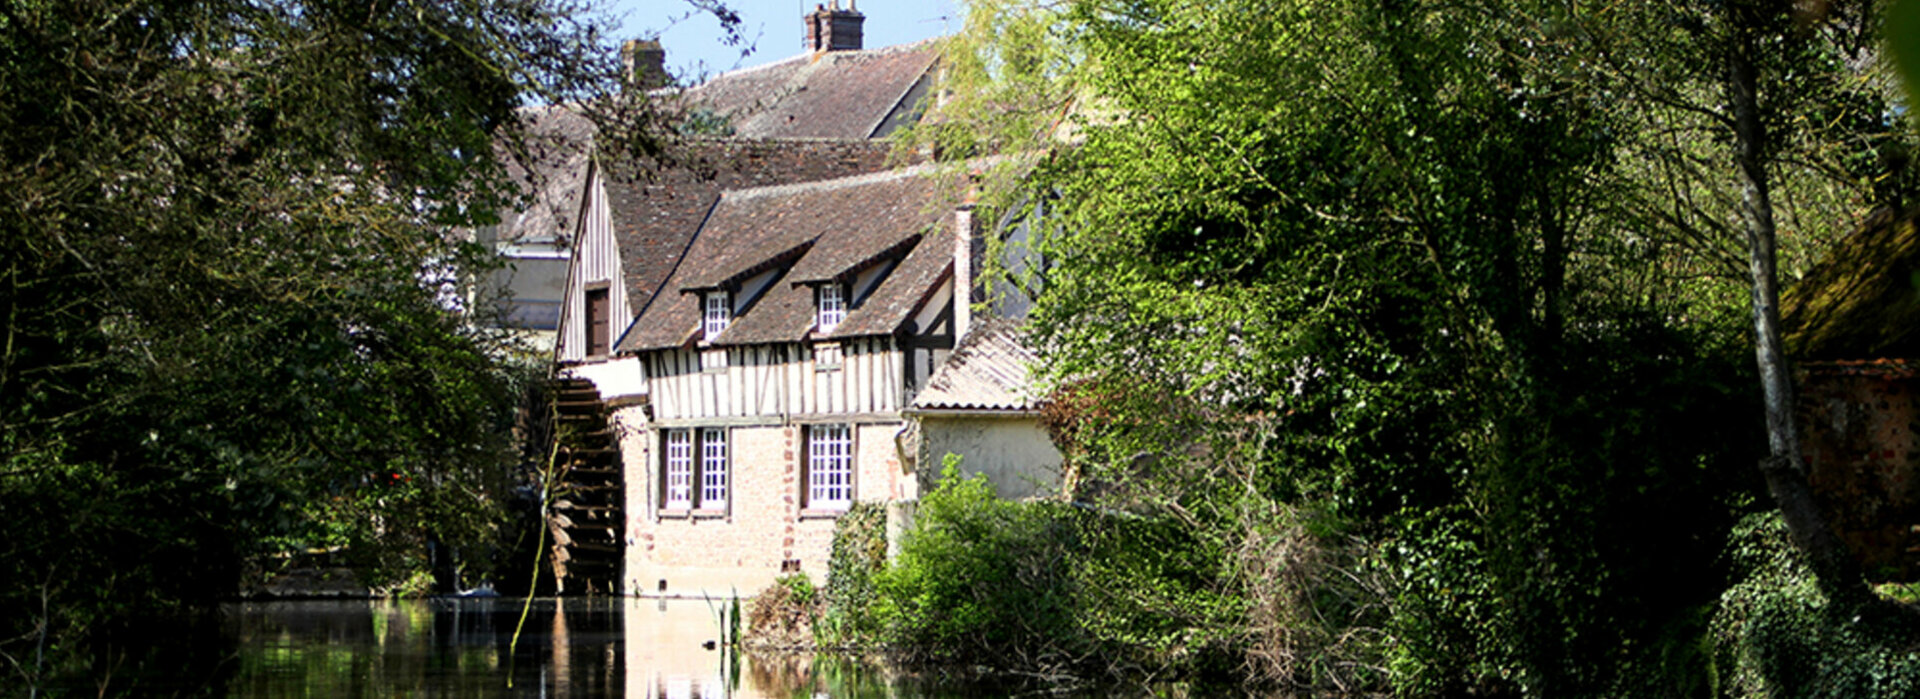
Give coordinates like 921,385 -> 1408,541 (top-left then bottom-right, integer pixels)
221,597 -> 1169,698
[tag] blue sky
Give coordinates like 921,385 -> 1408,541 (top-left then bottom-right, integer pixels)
601,0 -> 962,82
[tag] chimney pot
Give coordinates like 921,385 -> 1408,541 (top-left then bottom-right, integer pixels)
804,3 -> 864,53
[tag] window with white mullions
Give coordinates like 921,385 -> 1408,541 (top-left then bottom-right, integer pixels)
663,429 -> 693,510
816,284 -> 845,334
806,424 -> 853,509
700,427 -> 728,507
663,428 -> 729,512
703,291 -> 730,341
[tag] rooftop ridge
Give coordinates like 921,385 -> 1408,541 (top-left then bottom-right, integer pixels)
713,159 -> 951,203
678,37 -> 942,92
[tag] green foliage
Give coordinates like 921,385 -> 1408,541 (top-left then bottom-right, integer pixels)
1714,513 -> 1920,697
0,0 -> 652,691
1893,1 -> 1920,109
855,459 -> 1248,678
871,462 -> 1085,668
921,0 -> 1916,692
778,573 -> 817,608
817,501 -> 888,645
1067,504 -> 1246,678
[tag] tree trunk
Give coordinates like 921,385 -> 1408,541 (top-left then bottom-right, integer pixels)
1726,3 -> 1875,608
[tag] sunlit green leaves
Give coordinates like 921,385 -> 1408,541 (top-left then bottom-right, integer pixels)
1,0 -> 632,690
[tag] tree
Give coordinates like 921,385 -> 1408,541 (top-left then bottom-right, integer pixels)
0,0 -> 695,691
923,0 -> 1913,692
1566,0 -> 1912,612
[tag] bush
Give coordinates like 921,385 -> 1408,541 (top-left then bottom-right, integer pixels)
1712,512 -> 1920,697
745,573 -> 819,649
871,459 -> 1083,668
1237,506 -> 1391,691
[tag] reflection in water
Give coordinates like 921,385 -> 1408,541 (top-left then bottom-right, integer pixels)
226,597 -> 868,698
227,597 -> 627,697
222,598 -> 1241,697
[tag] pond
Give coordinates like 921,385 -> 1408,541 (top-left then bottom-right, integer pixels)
210,597 -> 1228,698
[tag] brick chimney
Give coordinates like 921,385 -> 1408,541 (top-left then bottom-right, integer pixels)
805,1 -> 864,53
621,39 -> 668,90
951,201 -> 980,342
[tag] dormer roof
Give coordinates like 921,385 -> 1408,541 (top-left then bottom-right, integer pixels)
786,228 -> 921,287
620,164 -> 965,352
601,140 -> 894,325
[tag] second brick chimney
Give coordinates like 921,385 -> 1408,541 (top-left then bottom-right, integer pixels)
805,1 -> 864,53
621,39 -> 668,90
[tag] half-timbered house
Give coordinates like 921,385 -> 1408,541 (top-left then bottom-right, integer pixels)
535,5 -> 1068,596
609,164 -> 974,595
552,8 -> 939,399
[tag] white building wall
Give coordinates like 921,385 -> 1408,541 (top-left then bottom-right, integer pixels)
563,356 -> 647,401
557,166 -> 630,363
646,338 -> 904,423
919,416 -> 1062,500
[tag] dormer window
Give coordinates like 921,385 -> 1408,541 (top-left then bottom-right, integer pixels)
703,291 -> 730,341
816,284 -> 846,334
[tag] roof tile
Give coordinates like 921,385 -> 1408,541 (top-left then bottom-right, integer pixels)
621,165 -> 965,352
677,42 -> 938,140
492,106 -> 595,244
603,140 -> 896,329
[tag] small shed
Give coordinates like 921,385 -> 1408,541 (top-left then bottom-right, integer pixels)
1783,205 -> 1920,581
904,319 -> 1062,500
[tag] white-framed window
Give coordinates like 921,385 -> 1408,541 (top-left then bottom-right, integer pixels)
816,283 -> 846,334
814,342 -> 842,370
663,429 -> 694,510
806,424 -> 853,509
700,427 -> 728,506
701,347 -> 728,371
703,291 -> 730,341
662,427 -> 729,512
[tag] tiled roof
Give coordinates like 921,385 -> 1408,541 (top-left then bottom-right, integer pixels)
910,319 -> 1043,412
786,224 -> 920,285
493,105 -> 595,244
620,165 -> 965,352
490,38 -> 933,246
828,227 -> 952,339
601,140 -> 895,325
676,41 -> 938,140
1784,205 -> 1920,360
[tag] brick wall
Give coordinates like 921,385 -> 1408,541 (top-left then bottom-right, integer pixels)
621,417 -> 905,597
1799,361 -> 1920,582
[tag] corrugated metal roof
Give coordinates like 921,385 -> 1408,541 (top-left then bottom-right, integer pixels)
910,319 -> 1043,412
